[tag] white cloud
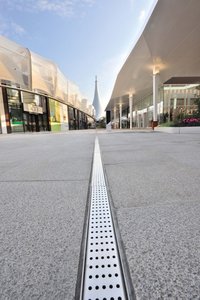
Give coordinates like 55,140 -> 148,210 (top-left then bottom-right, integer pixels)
11,22 -> 26,36
0,15 -> 26,37
3,0 -> 96,17
36,0 -> 74,17
138,9 -> 146,22
82,0 -> 95,5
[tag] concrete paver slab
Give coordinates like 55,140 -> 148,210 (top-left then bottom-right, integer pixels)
117,202 -> 200,299
98,132 -> 200,299
1,130 -> 200,299
0,132 -> 95,299
0,181 -> 89,299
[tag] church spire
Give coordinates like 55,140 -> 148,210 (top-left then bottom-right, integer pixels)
92,76 -> 102,120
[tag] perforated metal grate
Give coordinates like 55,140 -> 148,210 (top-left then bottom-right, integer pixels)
83,137 -> 127,300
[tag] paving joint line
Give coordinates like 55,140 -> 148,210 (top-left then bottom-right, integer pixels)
0,179 -> 89,183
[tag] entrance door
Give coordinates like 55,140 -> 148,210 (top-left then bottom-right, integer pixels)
23,113 -> 39,132
23,113 -> 49,132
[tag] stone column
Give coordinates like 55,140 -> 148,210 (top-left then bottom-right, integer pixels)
114,107 -> 117,129
119,104 -> 122,129
153,72 -> 159,122
152,71 -> 159,129
0,88 -> 7,134
129,94 -> 133,129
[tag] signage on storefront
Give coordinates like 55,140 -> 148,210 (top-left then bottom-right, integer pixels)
23,103 -> 43,114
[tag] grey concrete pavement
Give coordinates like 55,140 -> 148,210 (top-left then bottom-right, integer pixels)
98,131 -> 200,299
1,130 -> 200,299
0,132 -> 95,299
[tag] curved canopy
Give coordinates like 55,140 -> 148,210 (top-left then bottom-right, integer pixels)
106,0 -> 200,110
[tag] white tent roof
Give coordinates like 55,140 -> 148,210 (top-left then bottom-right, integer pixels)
106,0 -> 200,111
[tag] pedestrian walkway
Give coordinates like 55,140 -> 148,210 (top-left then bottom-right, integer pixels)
0,130 -> 199,299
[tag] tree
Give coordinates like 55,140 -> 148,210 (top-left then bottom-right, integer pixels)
96,117 -> 106,128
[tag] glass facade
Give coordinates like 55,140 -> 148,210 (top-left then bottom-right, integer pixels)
49,98 -> 61,132
163,84 -> 200,123
68,106 -> 77,130
0,36 -> 95,134
21,91 -> 48,132
120,84 -> 200,128
7,88 -> 24,133
78,111 -> 87,129
49,99 -> 69,132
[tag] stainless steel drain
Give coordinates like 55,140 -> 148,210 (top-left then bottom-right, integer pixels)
82,137 -> 127,300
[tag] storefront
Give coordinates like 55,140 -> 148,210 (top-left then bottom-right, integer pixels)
49,98 -> 69,132
1,87 -> 49,133
0,36 -> 95,134
0,85 -> 94,134
163,83 -> 200,123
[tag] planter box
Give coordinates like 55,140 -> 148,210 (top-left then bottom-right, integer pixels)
155,126 -> 200,134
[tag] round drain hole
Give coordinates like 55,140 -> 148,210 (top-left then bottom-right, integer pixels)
109,285 -> 113,289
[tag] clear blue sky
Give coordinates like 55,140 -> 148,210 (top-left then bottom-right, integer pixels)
0,0 -> 156,111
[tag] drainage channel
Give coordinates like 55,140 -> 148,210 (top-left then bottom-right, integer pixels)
81,137 -> 128,300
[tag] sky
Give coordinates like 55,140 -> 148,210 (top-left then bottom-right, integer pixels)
0,0 -> 156,113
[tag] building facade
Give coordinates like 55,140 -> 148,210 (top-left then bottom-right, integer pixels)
0,36 -> 95,134
105,0 -> 200,129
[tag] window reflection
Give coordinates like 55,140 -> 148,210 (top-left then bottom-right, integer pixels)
7,88 -> 24,132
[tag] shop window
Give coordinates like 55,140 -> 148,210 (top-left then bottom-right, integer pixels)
49,98 -> 61,131
7,88 -> 24,133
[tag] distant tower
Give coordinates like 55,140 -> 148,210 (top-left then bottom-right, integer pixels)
92,76 -> 102,120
